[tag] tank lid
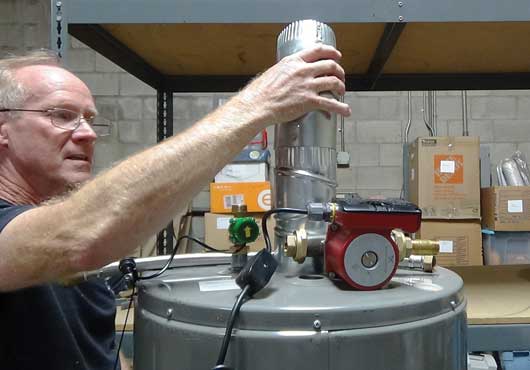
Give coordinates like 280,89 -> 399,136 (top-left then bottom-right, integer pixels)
138,266 -> 464,331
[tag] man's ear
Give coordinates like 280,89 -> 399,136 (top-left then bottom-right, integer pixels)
0,117 -> 9,147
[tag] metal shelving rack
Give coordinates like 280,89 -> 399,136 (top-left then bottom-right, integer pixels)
52,0 -> 530,352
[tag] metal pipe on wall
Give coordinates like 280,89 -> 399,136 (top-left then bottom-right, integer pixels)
462,91 -> 469,136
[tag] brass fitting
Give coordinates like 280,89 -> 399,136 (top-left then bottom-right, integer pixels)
392,230 -> 440,261
284,229 -> 308,263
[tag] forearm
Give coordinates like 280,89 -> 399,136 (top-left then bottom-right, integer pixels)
0,44 -> 350,291
0,95 -> 268,290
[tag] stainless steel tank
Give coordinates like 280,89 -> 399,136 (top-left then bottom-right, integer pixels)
274,20 -> 337,266
134,264 -> 467,370
133,20 -> 467,370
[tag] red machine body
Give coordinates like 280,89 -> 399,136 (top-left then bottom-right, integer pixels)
325,199 -> 421,290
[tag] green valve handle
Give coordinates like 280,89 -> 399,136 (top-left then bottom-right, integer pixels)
229,217 -> 260,245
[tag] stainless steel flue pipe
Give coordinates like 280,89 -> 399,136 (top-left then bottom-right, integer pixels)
274,20 -> 337,270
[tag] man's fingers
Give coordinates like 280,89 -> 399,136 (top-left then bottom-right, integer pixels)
315,95 -> 351,117
310,60 -> 346,82
296,44 -> 342,63
312,76 -> 346,96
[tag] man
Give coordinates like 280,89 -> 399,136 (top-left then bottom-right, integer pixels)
0,45 -> 350,369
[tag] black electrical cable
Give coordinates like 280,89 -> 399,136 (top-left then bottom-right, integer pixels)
139,235 -> 228,280
113,285 -> 135,370
215,284 -> 252,367
261,208 -> 308,252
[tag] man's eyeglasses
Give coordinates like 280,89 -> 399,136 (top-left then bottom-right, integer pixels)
0,108 -> 112,137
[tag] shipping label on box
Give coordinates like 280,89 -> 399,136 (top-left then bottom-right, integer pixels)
408,137 -> 481,219
210,181 -> 271,213
417,221 -> 483,266
204,213 -> 275,251
481,186 -> 530,231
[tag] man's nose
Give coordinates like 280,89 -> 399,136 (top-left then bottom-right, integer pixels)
72,117 -> 98,142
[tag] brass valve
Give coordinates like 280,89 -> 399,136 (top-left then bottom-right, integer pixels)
392,230 -> 440,259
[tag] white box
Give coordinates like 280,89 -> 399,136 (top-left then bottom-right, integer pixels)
215,163 -> 268,183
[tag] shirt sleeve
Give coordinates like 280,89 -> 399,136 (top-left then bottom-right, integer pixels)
0,205 -> 33,233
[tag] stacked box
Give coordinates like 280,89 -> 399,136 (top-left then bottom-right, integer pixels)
481,186 -> 530,231
408,137 -> 483,266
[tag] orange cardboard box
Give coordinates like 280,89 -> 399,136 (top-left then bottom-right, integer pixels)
210,181 -> 271,213
408,136 -> 481,219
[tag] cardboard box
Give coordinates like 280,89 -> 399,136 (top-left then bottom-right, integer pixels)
481,186 -> 530,231
204,213 -> 275,251
215,163 -> 269,183
408,137 -> 481,219
417,220 -> 483,266
210,181 -> 271,213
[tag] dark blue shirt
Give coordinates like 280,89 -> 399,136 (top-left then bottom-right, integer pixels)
0,199 -> 119,370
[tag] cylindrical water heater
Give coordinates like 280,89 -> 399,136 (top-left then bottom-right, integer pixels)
133,20 -> 467,370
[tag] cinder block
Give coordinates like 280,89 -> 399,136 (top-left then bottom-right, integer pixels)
356,166 -> 402,190
447,119 -> 494,141
95,97 -> 120,121
119,74 -> 156,96
141,120 -> 157,145
70,37 -> 89,49
379,144 -> 403,166
517,96 -> 530,119
117,97 -> 142,120
347,143 -> 379,166
493,120 -> 530,142
378,96 -> 403,120
471,97 -> 517,119
78,73 -> 119,96
93,141 -> 127,170
23,23 -> 49,49
173,95 -> 215,120
356,120 -> 401,143
346,96 -> 379,120
0,24 -> 23,50
95,53 -> 123,72
0,1 -> 17,24
435,96 -> 461,120
23,0 -> 47,23
336,166 -> 357,189
117,120 -> 145,144
143,98 -> 157,119
65,49 -> 95,72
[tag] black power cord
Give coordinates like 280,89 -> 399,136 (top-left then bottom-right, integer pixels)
213,249 -> 278,370
215,284 -> 251,367
139,235 -> 231,281
261,208 -> 308,252
113,285 -> 135,370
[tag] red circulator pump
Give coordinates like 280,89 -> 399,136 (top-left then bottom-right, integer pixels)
301,197 -> 422,290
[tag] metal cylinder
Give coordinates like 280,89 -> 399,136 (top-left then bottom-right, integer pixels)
134,265 -> 467,370
274,20 -> 337,268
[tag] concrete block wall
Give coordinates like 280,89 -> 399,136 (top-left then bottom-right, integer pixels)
3,0 -> 530,243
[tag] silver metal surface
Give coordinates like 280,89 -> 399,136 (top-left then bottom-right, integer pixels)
274,21 -> 337,268
68,0 -> 530,23
344,233 -> 396,287
134,265 -> 467,370
50,0 -> 69,61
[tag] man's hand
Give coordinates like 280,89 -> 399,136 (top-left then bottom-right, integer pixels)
237,44 -> 351,126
